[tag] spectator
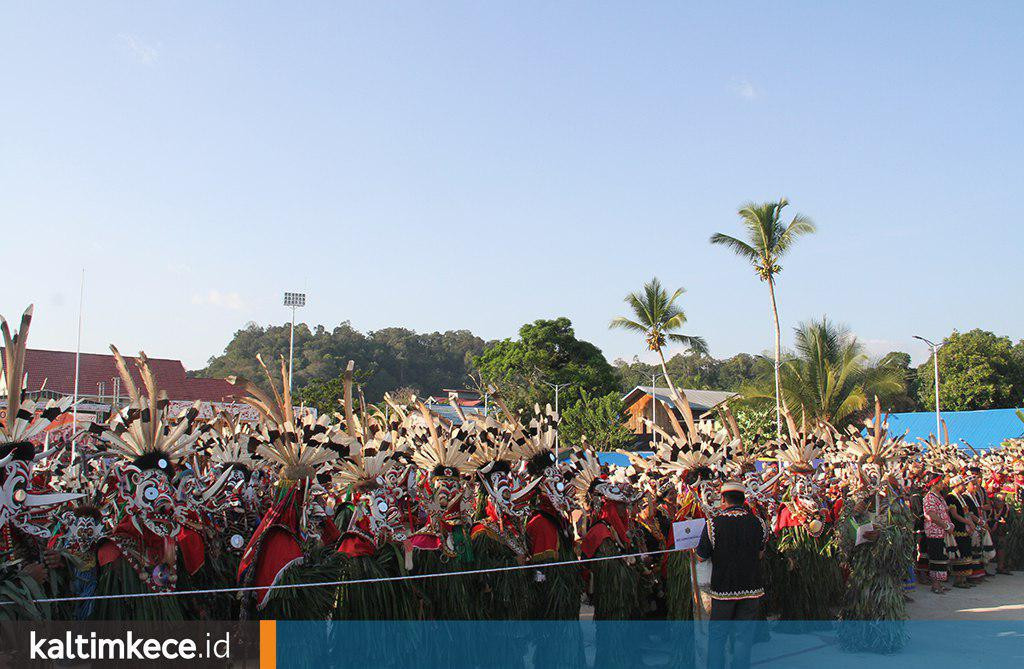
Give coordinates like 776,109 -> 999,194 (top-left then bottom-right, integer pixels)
696,481 -> 766,669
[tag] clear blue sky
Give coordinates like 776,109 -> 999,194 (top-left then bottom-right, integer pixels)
2,3 -> 1022,371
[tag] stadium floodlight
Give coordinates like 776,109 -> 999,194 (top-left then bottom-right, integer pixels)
284,292 -> 307,391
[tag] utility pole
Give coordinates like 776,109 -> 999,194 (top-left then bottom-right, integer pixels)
539,377 -> 571,458
913,335 -> 944,441
71,269 -> 84,468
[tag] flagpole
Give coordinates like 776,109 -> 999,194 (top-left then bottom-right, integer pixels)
71,269 -> 84,468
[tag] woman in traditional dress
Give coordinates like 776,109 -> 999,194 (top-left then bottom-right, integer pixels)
945,475 -> 975,589
922,473 -> 953,594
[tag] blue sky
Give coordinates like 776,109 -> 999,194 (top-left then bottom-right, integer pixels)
2,3 -> 1022,371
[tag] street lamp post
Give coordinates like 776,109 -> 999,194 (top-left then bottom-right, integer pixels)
539,378 -> 571,458
913,335 -> 944,441
283,292 -> 307,393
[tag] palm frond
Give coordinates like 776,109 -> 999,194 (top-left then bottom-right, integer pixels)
666,333 -> 709,355
608,316 -> 649,334
708,232 -> 759,262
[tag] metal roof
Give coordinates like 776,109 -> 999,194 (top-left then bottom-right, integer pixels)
884,408 -> 1024,451
597,450 -> 652,468
621,386 -> 738,413
1,348 -> 238,403
422,402 -> 488,425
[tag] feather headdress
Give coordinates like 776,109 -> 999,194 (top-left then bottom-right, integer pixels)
333,436 -> 402,491
408,401 -> 476,478
227,354 -> 342,481
510,403 -> 562,477
841,398 -> 908,467
460,411 -> 515,475
204,413 -> 261,473
89,346 -> 203,473
919,437 -> 965,474
772,406 -> 830,473
565,448 -> 604,506
648,417 -> 736,480
0,306 -> 73,457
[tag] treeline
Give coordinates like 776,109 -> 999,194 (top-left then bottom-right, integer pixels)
199,319 -> 1024,426
199,321 -> 486,405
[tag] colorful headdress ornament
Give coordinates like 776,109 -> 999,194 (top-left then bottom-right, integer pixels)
92,346 -> 203,475
227,354 -> 341,481
566,447 -> 639,504
409,400 -> 476,479
1,305 -> 74,460
204,412 -> 261,474
841,397 -> 907,466
1,306 -> 82,545
772,405 -> 829,473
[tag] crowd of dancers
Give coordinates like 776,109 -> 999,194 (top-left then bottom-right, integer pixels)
3,304 -> 1024,639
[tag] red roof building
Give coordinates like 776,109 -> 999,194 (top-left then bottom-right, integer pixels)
2,348 -> 238,403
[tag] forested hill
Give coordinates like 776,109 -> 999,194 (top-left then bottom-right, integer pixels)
197,321 -> 487,402
198,317 -> 1020,422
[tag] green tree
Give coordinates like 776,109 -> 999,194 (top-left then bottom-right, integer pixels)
917,329 -> 1024,411
746,317 -> 903,427
200,321 -> 485,402
710,198 -> 816,434
612,357 -> 660,393
727,405 -> 775,447
473,317 -> 618,412
296,368 -> 376,416
876,351 -> 921,412
559,389 -> 633,452
612,352 -> 766,394
608,277 -> 708,389
716,353 -> 772,391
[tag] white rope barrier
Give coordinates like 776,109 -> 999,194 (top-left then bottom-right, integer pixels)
4,546 -> 691,606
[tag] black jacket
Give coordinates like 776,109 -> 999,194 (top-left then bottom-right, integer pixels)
695,505 -> 766,600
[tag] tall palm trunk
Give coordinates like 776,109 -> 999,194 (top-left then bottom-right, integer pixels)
655,345 -> 704,620
656,348 -> 672,391
767,276 -> 782,437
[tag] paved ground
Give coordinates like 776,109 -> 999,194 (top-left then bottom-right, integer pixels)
907,571 -> 1024,620
740,571 -> 1024,667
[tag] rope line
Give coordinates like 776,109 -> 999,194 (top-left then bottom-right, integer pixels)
5,547 -> 693,606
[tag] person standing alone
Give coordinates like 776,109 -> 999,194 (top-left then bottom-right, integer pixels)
696,481 -> 766,669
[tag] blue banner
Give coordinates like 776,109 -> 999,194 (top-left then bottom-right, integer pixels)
275,620 -> 1024,668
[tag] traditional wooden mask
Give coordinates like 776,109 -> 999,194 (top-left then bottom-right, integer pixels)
0,456 -> 82,550
114,464 -> 182,538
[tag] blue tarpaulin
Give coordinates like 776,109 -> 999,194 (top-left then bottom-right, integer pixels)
883,408 -> 1024,450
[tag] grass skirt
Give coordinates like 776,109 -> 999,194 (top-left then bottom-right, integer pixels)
770,526 -> 840,623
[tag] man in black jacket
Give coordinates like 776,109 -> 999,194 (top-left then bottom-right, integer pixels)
696,481 -> 766,669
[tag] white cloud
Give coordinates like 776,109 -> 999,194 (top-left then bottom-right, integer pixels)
117,33 -> 159,65
731,78 -> 759,100
191,290 -> 244,311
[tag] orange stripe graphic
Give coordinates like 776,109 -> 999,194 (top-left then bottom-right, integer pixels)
260,620 -> 277,669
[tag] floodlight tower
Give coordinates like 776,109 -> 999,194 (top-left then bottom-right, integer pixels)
284,292 -> 307,392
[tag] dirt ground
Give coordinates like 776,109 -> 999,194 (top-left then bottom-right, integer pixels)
906,571 -> 1024,620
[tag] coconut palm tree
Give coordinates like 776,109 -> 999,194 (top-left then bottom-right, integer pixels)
746,317 -> 904,427
709,198 -> 816,435
609,277 -> 708,388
